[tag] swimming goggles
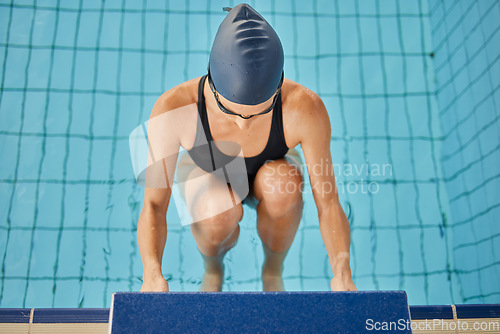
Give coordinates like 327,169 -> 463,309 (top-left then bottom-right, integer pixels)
207,71 -> 284,119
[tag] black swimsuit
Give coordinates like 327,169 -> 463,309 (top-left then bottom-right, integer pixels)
187,75 -> 289,192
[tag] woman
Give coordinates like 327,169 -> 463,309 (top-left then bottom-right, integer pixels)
137,3 -> 356,292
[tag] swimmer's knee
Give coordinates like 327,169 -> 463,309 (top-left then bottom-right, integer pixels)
192,190 -> 243,220
254,160 -> 304,218
191,204 -> 243,246
185,173 -> 244,222
262,190 -> 303,220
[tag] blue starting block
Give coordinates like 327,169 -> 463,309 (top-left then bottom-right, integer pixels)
109,291 -> 412,333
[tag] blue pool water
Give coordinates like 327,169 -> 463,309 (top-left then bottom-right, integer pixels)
0,0 -> 498,308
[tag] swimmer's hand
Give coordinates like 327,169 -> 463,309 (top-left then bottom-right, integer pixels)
330,275 -> 357,292
140,277 -> 169,292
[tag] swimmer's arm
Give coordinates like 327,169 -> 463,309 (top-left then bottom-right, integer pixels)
298,92 -> 357,291
137,95 -> 182,292
138,188 -> 171,292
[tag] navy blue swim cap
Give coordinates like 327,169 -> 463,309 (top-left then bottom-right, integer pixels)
209,4 -> 284,106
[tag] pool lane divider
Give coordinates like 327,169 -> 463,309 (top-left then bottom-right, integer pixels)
108,291 -> 412,333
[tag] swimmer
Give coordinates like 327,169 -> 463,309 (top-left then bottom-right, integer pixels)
138,3 -> 357,292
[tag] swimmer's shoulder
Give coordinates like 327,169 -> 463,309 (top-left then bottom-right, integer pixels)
150,77 -> 202,119
282,79 -> 330,143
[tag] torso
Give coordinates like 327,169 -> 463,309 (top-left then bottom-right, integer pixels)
186,75 -> 292,182
153,76 -> 311,180
159,76 -> 305,149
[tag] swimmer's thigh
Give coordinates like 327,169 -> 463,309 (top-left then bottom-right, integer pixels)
176,152 -> 243,223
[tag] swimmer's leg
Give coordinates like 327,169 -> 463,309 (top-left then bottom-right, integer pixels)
191,206 -> 242,292
252,156 -> 304,291
183,168 -> 244,292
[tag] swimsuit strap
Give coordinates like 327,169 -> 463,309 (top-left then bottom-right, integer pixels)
196,75 -> 213,143
272,91 -> 287,148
